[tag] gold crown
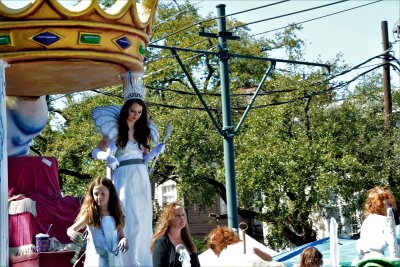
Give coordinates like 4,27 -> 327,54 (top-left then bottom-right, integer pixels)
0,0 -> 158,96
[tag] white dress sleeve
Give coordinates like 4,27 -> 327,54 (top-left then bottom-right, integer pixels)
384,215 -> 399,258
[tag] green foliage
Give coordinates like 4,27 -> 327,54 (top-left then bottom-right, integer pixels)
31,1 -> 400,249
193,237 -> 208,254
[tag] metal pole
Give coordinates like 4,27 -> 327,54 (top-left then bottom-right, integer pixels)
382,21 -> 392,130
0,60 -> 9,266
216,4 -> 238,229
381,21 -> 394,187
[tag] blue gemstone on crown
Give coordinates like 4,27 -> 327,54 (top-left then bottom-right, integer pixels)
33,32 -> 60,46
116,36 -> 131,50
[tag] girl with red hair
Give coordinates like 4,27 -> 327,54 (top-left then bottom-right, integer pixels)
354,186 -> 399,263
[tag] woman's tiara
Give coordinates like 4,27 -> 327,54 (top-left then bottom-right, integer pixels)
122,71 -> 146,102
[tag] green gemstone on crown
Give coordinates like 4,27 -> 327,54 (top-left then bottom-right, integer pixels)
139,43 -> 146,55
0,35 -> 10,45
80,34 -> 101,44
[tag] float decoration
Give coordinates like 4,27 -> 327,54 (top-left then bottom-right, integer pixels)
0,0 -> 158,96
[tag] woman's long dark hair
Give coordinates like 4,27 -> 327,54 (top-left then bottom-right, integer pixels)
116,99 -> 150,149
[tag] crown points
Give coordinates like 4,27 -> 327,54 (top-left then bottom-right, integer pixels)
122,71 -> 146,102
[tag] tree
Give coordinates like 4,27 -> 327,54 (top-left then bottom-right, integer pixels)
31,1 -> 400,249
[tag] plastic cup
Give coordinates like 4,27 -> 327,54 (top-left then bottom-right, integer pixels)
35,233 -> 50,252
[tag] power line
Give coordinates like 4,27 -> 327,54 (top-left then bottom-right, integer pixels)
152,0 -> 206,31
145,52 -> 387,100
250,0 -> 382,38
145,39 -> 214,66
227,0 -> 350,31
48,51 -> 389,107
150,0 -> 290,44
389,63 -> 400,77
90,63 -> 383,112
145,84 -> 296,97
147,0 -> 350,67
222,0 -> 291,19
144,51 -> 209,78
329,53 -> 386,80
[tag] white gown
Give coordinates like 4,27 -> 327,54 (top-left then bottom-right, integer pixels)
84,216 -> 123,267
109,140 -> 153,267
353,213 -> 399,264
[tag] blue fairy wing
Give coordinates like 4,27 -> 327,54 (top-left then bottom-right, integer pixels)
92,106 -> 121,140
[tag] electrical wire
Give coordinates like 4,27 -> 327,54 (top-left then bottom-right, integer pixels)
145,39 -> 214,66
147,0 -> 351,67
223,0 -> 291,19
152,0 -> 206,31
389,63 -> 400,77
328,54 -> 386,80
89,63 -> 383,112
144,52 -> 207,78
138,52 -> 391,104
48,51 -> 390,110
250,0 -> 382,38
145,84 -> 296,97
150,0 -> 290,44
145,42 -> 221,78
227,0 -> 350,31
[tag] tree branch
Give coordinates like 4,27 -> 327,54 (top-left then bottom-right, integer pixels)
203,56 -> 216,91
58,169 -> 92,180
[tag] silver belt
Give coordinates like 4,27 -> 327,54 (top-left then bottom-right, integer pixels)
119,159 -> 144,167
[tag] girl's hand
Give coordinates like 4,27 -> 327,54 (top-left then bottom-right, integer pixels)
118,237 -> 129,254
67,228 -> 82,243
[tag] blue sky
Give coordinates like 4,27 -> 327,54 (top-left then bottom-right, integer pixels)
186,1 -> 399,64
162,0 -> 400,89
181,0 -> 400,87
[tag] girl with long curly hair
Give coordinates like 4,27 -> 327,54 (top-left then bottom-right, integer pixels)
353,186 -> 399,263
67,177 -> 128,266
206,226 -> 241,256
151,202 -> 200,267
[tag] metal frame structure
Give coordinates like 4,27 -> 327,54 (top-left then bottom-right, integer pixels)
149,4 -> 330,229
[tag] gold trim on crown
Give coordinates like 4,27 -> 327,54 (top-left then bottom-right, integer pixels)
0,0 -> 158,96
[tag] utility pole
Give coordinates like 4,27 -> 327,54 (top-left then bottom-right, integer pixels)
216,4 -> 238,229
381,21 -> 394,187
382,21 -> 392,130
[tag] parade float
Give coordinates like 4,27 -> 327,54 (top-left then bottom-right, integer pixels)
0,0 -> 158,266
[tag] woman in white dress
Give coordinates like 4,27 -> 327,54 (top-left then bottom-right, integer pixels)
92,98 -> 164,267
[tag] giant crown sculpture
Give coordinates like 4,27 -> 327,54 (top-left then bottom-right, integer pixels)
0,0 -> 158,96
